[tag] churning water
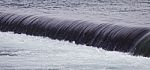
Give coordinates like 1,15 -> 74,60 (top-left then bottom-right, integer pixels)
0,0 -> 150,70
0,32 -> 150,70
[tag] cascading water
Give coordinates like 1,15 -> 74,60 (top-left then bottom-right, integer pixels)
0,12 -> 150,57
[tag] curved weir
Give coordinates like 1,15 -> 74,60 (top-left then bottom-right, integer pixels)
0,12 -> 150,57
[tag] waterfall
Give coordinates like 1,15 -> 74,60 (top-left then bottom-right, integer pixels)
0,12 -> 150,57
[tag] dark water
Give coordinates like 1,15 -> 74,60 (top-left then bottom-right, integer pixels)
0,12 -> 150,57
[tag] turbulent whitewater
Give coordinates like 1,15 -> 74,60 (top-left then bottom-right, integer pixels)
0,12 -> 150,57
0,31 -> 150,70
0,0 -> 150,70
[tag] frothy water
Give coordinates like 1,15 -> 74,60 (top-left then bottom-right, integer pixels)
0,31 -> 150,70
0,0 -> 150,69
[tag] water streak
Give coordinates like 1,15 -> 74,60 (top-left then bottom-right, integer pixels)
0,12 -> 150,57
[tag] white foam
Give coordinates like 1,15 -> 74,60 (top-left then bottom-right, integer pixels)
0,0 -> 150,69
0,31 -> 150,70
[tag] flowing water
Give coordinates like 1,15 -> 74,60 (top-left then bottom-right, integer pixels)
0,0 -> 150,70
0,32 -> 150,70
0,13 -> 150,56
